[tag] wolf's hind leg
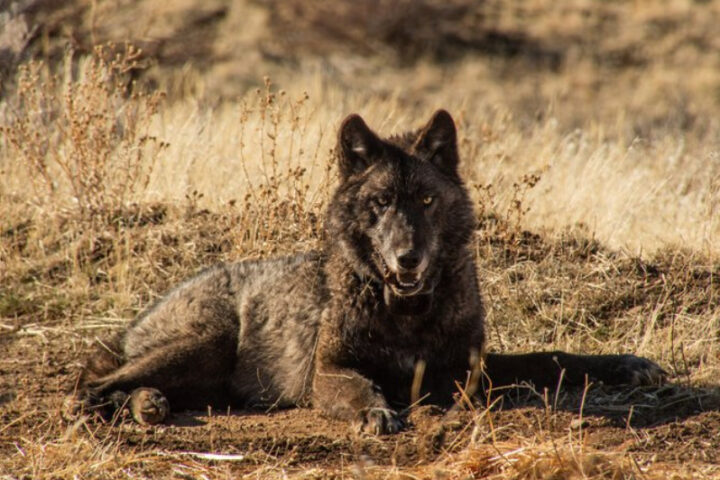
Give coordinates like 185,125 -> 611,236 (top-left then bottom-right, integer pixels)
86,334 -> 237,413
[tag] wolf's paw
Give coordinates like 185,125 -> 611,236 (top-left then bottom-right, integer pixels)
611,355 -> 667,386
358,407 -> 403,435
129,388 -> 169,425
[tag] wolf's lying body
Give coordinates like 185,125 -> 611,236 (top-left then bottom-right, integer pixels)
74,110 -> 665,434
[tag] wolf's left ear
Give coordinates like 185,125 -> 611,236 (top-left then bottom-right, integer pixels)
414,110 -> 459,178
337,114 -> 384,180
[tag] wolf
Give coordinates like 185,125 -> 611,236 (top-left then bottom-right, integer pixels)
70,110 -> 665,434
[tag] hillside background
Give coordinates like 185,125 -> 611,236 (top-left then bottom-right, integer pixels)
2,0 -> 720,253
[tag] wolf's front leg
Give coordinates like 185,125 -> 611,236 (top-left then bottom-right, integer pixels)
312,361 -> 403,435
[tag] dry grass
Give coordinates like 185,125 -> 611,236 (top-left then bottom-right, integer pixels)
1,0 -> 720,478
2,44 -> 164,223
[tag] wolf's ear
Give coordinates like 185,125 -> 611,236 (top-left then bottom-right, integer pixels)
337,114 -> 383,180
414,110 -> 459,177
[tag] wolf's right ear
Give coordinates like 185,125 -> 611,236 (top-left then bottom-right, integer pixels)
414,109 -> 459,178
337,114 -> 383,180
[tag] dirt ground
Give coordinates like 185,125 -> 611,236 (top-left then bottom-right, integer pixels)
3,312 -> 720,478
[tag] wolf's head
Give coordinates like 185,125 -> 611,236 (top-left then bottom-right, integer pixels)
326,110 -> 475,314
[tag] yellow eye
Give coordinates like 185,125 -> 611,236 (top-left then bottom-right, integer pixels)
376,196 -> 389,207
422,195 -> 434,206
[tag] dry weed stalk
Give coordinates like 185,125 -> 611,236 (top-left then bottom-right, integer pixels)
231,77 -> 331,255
1,43 -> 165,226
474,170 -> 543,254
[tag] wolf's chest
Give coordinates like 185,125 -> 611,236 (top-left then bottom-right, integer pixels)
368,343 -> 430,375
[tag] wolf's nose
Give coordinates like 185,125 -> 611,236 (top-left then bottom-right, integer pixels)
397,250 -> 421,270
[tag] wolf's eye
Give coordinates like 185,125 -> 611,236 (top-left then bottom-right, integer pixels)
375,196 -> 390,208
422,195 -> 434,206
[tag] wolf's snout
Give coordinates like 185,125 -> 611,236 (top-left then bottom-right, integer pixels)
396,250 -> 422,271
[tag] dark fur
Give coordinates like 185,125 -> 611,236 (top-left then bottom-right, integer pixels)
72,111 -> 664,433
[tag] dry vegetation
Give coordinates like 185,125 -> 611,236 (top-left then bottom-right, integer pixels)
1,0 -> 720,478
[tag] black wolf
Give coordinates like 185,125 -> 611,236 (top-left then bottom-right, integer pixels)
70,110 -> 665,434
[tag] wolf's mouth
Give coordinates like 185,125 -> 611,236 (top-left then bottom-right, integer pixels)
375,252 -> 425,297
389,271 -> 424,296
